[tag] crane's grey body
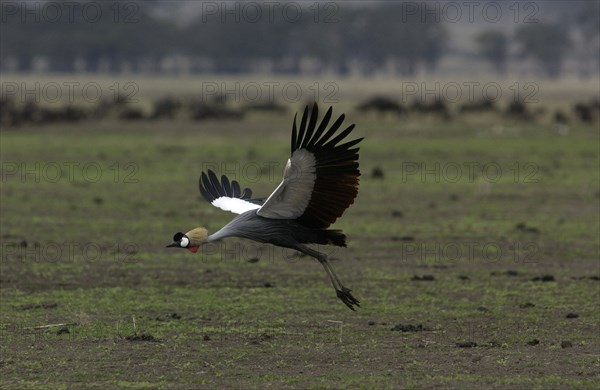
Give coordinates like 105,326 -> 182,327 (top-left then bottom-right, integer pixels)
168,104 -> 362,310
207,209 -> 342,249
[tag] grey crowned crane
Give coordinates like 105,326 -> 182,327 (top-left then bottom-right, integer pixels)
167,104 -> 363,310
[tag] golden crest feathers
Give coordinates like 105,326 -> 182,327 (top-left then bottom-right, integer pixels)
185,227 -> 208,245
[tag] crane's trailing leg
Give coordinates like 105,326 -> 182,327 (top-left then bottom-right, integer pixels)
297,245 -> 360,310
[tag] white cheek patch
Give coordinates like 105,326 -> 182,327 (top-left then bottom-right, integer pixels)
180,237 -> 190,247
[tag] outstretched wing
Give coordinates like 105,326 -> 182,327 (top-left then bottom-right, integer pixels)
257,104 -> 362,228
199,170 -> 263,214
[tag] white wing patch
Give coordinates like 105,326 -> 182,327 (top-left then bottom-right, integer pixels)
212,197 -> 261,214
257,149 -> 316,219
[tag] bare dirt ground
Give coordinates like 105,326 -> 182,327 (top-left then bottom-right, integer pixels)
1,109 -> 599,388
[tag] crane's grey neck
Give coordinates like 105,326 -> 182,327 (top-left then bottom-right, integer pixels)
206,228 -> 230,243
204,210 -> 268,244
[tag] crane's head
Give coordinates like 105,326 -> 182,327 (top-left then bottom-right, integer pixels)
166,227 -> 208,253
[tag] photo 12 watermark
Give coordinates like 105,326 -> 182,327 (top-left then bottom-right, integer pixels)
1,81 -> 139,104
398,81 -> 539,104
199,81 -> 339,104
200,1 -> 340,24
399,1 -> 539,24
1,319 -> 349,345
1,1 -> 140,24
1,241 -> 139,264
1,161 -> 139,184
396,240 -> 540,266
401,162 -> 540,184
422,319 -> 538,347
201,161 -> 282,184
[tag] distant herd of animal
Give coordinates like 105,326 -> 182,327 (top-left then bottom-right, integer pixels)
1,94 -> 598,127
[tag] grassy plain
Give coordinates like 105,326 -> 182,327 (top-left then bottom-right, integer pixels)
1,75 -> 599,389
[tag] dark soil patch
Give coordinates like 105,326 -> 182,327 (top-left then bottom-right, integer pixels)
411,275 -> 435,281
20,302 -> 58,310
490,270 -> 520,277
156,313 -> 182,321
561,341 -> 573,348
390,324 -> 432,332
371,167 -> 384,179
531,275 -> 555,282
391,235 -> 415,242
56,326 -> 70,335
249,333 -> 273,344
125,334 -> 160,342
515,222 -> 540,234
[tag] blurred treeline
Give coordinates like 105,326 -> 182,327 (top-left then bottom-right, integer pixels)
1,1 -> 598,77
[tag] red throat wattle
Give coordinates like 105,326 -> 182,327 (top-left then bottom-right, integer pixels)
187,246 -> 199,253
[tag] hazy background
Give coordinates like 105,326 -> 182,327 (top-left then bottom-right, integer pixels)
1,0 -> 598,78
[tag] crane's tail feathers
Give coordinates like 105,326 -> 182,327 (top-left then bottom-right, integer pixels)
324,230 -> 347,247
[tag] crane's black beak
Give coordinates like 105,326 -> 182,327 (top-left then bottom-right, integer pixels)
166,242 -> 178,248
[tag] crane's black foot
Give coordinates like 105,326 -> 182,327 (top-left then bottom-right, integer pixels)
336,287 -> 361,310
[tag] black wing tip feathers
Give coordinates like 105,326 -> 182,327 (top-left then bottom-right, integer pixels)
198,169 -> 255,203
292,103 -> 361,152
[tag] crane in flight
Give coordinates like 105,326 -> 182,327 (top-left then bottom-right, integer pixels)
167,104 -> 363,310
